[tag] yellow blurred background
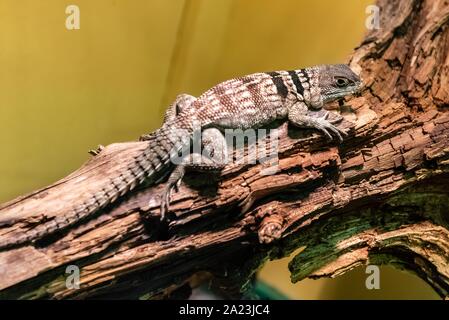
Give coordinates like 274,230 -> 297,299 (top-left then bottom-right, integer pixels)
0,0 -> 439,299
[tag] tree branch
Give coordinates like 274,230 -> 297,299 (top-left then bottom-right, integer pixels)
0,0 -> 449,299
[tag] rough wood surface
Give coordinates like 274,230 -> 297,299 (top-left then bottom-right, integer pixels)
1,0 -> 449,299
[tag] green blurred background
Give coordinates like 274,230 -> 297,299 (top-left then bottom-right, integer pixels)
0,0 -> 438,299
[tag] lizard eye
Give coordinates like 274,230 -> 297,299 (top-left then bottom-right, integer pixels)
335,77 -> 350,87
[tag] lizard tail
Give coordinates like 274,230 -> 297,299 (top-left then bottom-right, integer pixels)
0,121 -> 192,250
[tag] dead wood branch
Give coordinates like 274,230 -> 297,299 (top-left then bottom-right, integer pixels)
0,0 -> 449,299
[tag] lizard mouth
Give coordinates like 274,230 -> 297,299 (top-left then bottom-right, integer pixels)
324,84 -> 361,103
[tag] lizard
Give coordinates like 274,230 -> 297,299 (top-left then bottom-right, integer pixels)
0,64 -> 361,250
157,95 -> 345,219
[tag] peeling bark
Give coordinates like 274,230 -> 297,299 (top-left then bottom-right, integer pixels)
0,0 -> 449,299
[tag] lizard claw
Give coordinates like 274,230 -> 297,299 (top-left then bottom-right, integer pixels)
313,115 -> 347,143
321,111 -> 344,125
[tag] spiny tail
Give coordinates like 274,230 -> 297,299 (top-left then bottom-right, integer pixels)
0,121 -> 192,250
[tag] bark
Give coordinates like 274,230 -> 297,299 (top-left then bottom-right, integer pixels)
1,0 -> 449,299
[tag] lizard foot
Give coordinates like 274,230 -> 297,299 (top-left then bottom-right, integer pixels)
314,111 -> 347,142
160,166 -> 184,222
324,110 -> 344,124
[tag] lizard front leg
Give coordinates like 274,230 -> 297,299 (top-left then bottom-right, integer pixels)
160,127 -> 227,221
288,102 -> 347,142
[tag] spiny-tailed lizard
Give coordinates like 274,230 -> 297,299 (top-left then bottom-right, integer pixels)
0,64 -> 361,249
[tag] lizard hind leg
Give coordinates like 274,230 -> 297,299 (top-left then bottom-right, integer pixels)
160,128 -> 227,221
140,94 -> 197,141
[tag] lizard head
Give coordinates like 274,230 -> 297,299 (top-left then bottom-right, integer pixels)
317,64 -> 362,104
305,64 -> 362,109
